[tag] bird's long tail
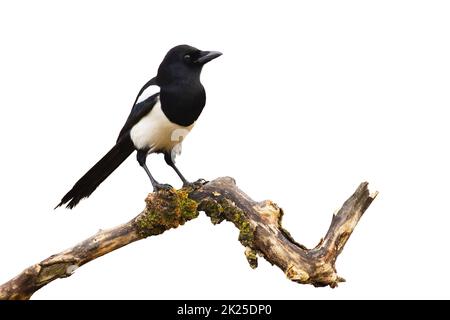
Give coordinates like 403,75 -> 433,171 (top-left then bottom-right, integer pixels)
56,136 -> 135,209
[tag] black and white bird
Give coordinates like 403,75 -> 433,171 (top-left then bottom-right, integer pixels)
56,45 -> 222,209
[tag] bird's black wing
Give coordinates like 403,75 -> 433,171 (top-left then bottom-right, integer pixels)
117,77 -> 159,142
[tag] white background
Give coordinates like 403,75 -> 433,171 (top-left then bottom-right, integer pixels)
0,1 -> 449,299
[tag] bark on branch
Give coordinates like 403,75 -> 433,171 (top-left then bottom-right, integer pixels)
0,177 -> 377,300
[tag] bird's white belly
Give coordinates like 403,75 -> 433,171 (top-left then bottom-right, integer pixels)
130,98 -> 194,152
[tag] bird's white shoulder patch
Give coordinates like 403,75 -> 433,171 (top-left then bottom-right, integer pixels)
130,97 -> 195,152
135,84 -> 160,104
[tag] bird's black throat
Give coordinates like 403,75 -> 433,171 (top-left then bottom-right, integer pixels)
159,80 -> 206,127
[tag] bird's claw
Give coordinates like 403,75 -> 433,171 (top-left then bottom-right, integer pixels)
183,178 -> 208,190
153,183 -> 173,192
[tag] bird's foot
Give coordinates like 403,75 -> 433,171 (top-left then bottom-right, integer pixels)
153,183 -> 173,192
182,178 -> 208,190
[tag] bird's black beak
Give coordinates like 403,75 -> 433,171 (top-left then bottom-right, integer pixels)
195,51 -> 223,64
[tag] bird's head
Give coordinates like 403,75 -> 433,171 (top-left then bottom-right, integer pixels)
156,45 -> 222,86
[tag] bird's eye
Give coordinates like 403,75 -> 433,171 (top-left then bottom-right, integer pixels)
184,54 -> 191,62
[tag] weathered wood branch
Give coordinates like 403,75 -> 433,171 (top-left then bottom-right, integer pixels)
0,177 -> 377,300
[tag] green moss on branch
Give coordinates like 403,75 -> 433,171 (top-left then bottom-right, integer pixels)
136,188 -> 199,237
198,197 -> 256,249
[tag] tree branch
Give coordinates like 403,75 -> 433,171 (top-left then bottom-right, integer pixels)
0,177 -> 377,300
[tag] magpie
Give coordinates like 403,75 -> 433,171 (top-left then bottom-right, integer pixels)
56,45 -> 222,209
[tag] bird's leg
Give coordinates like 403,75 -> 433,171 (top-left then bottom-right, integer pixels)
137,150 -> 172,191
164,153 -> 188,185
164,153 -> 207,188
